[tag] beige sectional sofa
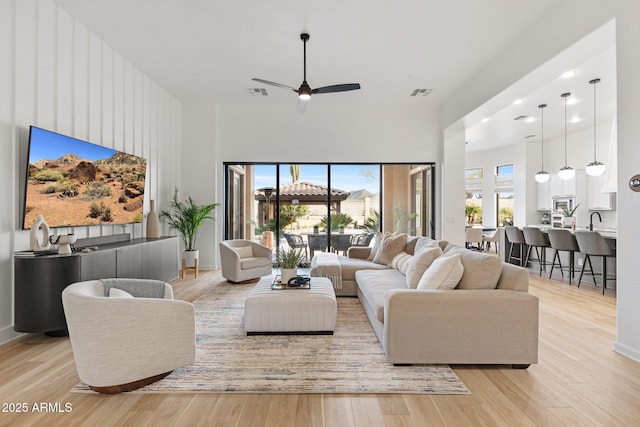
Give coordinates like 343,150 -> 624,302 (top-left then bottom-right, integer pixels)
312,235 -> 539,367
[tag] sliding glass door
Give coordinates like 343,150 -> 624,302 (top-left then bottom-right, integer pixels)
224,162 -> 435,255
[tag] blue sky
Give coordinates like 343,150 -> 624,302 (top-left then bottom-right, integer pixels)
254,164 -> 380,193
28,126 -> 119,162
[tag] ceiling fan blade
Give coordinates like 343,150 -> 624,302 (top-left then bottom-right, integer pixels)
312,83 -> 361,94
296,99 -> 308,114
252,78 -> 298,92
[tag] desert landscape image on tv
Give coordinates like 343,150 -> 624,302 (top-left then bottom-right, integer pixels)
23,127 -> 147,229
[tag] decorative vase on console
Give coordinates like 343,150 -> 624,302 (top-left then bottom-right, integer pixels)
146,200 -> 161,238
30,214 -> 51,252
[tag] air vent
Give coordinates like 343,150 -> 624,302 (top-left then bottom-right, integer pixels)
247,88 -> 268,96
524,134 -> 536,139
513,115 -> 529,121
410,89 -> 433,97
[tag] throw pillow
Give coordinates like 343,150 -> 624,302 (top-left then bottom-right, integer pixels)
234,245 -> 254,259
391,252 -> 413,275
108,287 -> 135,298
404,236 -> 420,255
453,247 -> 502,290
372,233 -> 408,266
367,232 -> 387,261
405,246 -> 443,288
417,252 -> 464,290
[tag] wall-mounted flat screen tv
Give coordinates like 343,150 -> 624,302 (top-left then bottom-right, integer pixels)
22,126 -> 147,229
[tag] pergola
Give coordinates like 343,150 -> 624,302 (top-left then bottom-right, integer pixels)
255,181 -> 350,227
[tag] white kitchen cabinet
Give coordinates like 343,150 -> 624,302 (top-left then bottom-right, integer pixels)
587,174 -> 615,210
549,173 -> 576,197
537,181 -> 551,210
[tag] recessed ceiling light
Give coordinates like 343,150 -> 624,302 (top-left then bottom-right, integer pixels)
561,70 -> 576,79
481,118 -> 489,123
513,99 -> 524,105
526,117 -> 536,123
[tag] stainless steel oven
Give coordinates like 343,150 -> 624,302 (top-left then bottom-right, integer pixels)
552,196 -> 575,213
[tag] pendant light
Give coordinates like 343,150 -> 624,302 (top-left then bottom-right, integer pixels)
586,78 -> 606,176
534,104 -> 550,183
558,92 -> 575,180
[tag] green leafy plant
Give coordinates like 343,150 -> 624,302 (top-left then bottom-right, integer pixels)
561,203 -> 581,217
359,211 -> 380,233
276,247 -> 305,269
465,204 -> 482,224
159,190 -> 219,251
319,213 -> 354,231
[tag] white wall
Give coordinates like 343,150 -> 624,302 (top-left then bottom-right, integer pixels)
444,0 -> 640,363
216,103 -> 440,163
613,2 -> 640,362
0,0 -> 182,343
181,102 -> 219,270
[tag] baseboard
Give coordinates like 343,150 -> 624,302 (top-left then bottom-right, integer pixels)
612,341 -> 640,363
0,324 -> 22,345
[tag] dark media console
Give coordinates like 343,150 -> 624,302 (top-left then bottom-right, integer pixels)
14,234 -> 179,336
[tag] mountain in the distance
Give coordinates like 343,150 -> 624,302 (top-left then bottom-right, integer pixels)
33,153 -> 87,169
96,152 -> 146,166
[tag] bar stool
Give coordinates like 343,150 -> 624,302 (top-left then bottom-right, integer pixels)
546,229 -> 580,285
574,231 -> 616,294
504,226 -> 526,266
522,227 -> 551,276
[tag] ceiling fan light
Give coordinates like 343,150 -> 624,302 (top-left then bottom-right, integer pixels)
298,92 -> 311,101
558,166 -> 575,180
586,161 -> 606,177
535,170 -> 550,183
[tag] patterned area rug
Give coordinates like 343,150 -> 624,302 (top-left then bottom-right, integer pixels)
73,281 -> 469,394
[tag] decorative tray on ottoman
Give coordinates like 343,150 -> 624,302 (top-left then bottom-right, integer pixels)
271,275 -> 311,290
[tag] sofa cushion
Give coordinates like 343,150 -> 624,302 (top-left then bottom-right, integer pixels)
415,237 -> 449,254
339,256 -> 391,281
240,256 -> 271,270
404,236 -> 420,255
367,232 -> 387,261
108,287 -> 135,298
417,252 -> 464,290
356,269 -> 408,322
373,233 -> 408,266
234,245 -> 253,258
405,247 -> 443,289
452,247 -> 502,290
391,252 -> 412,274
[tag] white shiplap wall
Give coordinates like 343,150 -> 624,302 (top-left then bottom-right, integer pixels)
0,0 -> 182,342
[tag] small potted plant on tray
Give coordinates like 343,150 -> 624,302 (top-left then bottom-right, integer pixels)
277,246 -> 305,285
560,203 -> 580,229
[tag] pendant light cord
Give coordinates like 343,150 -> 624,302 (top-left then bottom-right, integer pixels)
592,80 -> 597,162
563,93 -> 569,167
539,104 -> 546,170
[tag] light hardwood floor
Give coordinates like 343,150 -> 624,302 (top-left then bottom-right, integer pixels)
1,269 -> 639,426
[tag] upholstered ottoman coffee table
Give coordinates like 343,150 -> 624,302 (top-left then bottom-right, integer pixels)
244,276 -> 337,335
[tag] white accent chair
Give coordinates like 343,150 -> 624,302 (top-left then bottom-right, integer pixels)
61,279 -> 196,393
219,239 -> 273,283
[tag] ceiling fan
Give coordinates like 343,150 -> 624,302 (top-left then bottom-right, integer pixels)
252,33 -> 361,112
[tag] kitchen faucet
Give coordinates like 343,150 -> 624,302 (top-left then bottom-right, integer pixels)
589,211 -> 602,231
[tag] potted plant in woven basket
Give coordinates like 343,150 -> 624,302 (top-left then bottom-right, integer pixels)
277,246 -> 305,285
